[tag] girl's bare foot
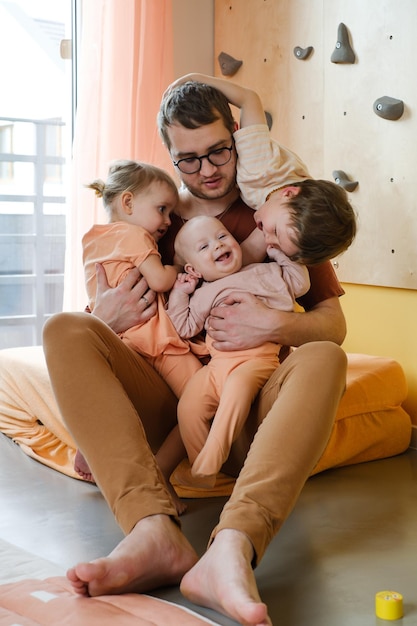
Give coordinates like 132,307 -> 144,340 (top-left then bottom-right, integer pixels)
74,449 -> 95,483
74,451 -> 186,516
166,480 -> 187,516
66,514 -> 198,597
180,529 -> 272,626
74,451 -> 186,515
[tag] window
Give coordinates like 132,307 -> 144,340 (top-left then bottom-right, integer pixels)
0,0 -> 73,348
0,123 -> 14,181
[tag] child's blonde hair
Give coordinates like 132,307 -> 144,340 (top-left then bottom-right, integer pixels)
86,159 -> 178,219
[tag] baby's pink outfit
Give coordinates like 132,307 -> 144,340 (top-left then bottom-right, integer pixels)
167,252 -> 309,483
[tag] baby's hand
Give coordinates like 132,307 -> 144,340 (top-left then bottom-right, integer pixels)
266,245 -> 282,262
266,245 -> 292,264
173,272 -> 199,294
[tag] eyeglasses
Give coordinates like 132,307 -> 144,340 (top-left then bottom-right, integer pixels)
172,144 -> 234,174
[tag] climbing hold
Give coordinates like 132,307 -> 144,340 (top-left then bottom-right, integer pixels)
332,170 -> 358,192
265,111 -> 273,130
217,52 -> 243,77
373,96 -> 404,121
293,46 -> 313,60
331,23 -> 355,64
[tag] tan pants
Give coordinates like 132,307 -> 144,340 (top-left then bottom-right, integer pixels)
43,312 -> 346,564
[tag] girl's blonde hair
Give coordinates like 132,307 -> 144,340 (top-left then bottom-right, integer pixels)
86,159 -> 178,217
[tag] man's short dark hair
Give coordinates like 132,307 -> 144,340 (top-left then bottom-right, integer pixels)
158,81 -> 236,150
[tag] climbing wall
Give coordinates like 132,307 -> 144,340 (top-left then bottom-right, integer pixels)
214,0 -> 417,289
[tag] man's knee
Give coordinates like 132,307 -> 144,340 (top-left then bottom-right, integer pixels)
43,312 -> 94,350
259,341 -> 347,407
290,341 -> 346,375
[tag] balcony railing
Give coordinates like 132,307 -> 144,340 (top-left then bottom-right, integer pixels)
0,116 -> 66,348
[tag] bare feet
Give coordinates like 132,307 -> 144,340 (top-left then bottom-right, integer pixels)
66,514 -> 198,597
180,529 -> 272,626
74,449 -> 95,483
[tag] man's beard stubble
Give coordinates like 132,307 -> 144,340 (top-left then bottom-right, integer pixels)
181,175 -> 238,201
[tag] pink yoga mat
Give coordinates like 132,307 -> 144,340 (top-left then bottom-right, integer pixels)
0,576 -> 220,625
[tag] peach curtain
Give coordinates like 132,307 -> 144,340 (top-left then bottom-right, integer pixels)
64,0 -> 174,310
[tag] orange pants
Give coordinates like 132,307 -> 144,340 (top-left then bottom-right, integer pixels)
43,312 -> 346,564
147,351 -> 202,400
178,349 -> 278,484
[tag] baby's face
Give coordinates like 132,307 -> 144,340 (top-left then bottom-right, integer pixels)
254,189 -> 300,259
181,216 -> 243,282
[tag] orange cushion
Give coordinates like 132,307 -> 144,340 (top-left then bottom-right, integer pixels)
338,353 -> 408,418
173,353 -> 412,496
0,348 -> 412,494
313,353 -> 411,475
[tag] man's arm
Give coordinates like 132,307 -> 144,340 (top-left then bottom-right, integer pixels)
138,254 -> 178,293
92,263 -> 157,334
206,294 -> 346,351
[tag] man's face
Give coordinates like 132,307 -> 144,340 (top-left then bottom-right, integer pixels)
167,118 -> 237,201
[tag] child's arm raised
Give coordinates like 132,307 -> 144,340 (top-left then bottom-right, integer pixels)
138,254 -> 178,293
168,73 -> 266,128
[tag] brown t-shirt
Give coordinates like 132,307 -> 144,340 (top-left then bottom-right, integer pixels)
159,197 -> 344,312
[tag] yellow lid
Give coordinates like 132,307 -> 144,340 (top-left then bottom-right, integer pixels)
375,590 -> 403,620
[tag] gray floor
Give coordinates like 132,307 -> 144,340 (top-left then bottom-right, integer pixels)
1,432 -> 416,625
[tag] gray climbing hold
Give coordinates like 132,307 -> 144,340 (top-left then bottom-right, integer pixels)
331,23 -> 355,64
332,170 -> 358,192
373,96 -> 404,121
265,111 -> 273,130
293,46 -> 313,60
218,52 -> 243,77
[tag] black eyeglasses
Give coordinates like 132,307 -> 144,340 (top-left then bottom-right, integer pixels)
173,144 -> 234,174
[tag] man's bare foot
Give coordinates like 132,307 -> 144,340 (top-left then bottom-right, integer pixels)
74,449 -> 95,483
180,529 -> 272,626
66,514 -> 198,597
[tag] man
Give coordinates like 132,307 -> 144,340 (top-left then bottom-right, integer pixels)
43,79 -> 347,626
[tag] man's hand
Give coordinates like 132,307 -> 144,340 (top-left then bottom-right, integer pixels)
206,292 -> 347,351
207,292 -> 278,351
92,263 -> 157,334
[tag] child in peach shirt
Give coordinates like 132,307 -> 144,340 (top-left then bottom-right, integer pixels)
80,160 -> 203,512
